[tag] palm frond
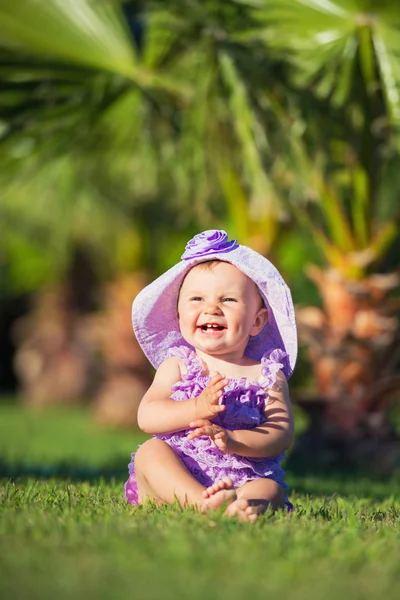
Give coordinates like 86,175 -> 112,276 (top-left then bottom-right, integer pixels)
246,0 -> 400,133
219,50 -> 283,221
0,0 -> 137,77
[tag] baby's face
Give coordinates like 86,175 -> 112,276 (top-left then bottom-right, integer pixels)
177,262 -> 268,360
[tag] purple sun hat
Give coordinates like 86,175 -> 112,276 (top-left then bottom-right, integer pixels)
132,230 -> 297,378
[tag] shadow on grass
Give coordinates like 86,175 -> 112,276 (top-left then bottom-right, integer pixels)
287,468 -> 400,501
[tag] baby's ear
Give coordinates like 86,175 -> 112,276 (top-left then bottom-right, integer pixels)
250,307 -> 268,336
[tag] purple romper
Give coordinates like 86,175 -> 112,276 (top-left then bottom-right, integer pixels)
125,346 -> 292,509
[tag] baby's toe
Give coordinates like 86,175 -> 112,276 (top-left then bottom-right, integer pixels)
248,512 -> 258,522
204,482 -> 219,497
221,477 -> 233,488
245,506 -> 260,522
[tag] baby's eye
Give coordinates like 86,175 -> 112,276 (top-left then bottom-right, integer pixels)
190,296 -> 203,302
222,297 -> 237,302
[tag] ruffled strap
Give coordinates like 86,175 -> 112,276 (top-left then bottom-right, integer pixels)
260,348 -> 287,389
167,345 -> 205,381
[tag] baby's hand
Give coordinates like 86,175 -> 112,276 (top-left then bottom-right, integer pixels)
193,372 -> 227,421
187,419 -> 232,452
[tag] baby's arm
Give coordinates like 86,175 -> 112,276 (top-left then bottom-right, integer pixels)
228,371 -> 294,457
137,357 -> 227,435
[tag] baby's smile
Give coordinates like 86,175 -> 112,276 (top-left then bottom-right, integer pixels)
199,323 -> 226,333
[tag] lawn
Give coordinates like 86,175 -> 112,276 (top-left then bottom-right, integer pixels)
0,402 -> 399,600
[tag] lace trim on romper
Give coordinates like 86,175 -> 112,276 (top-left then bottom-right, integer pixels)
124,346 -> 292,509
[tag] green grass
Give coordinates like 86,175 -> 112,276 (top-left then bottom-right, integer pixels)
0,402 -> 148,469
1,402 -> 400,600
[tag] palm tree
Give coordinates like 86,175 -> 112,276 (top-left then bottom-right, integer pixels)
248,0 -> 400,472
0,0 -> 298,273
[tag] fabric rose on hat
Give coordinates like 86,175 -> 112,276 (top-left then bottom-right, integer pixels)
181,230 -> 238,260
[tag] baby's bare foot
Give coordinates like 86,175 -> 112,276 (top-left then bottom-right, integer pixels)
224,498 -> 259,523
203,477 -> 236,511
202,478 -> 259,522
203,476 -> 234,499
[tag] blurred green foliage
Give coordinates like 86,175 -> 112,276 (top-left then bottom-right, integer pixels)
0,0 -> 399,299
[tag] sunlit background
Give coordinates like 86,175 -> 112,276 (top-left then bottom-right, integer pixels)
1,0 -> 400,474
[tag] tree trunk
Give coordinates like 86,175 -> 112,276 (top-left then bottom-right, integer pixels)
293,266 -> 400,475
12,247 -> 99,406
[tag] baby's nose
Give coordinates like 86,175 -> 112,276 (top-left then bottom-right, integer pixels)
204,301 -> 222,314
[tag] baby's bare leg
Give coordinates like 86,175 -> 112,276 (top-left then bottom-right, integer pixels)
134,438 -> 206,507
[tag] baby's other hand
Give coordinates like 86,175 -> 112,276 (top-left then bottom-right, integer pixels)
193,372 -> 227,420
187,419 -> 232,452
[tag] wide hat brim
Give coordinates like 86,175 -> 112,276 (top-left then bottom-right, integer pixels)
132,246 -> 297,378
